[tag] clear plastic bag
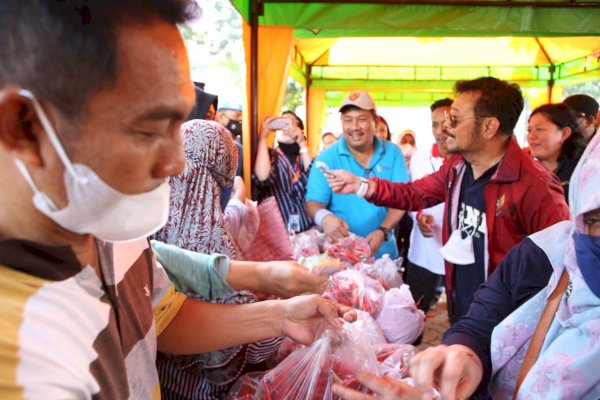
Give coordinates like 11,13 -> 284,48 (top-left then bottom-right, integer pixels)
324,233 -> 372,265
375,285 -> 426,344
356,254 -> 403,290
324,269 -> 386,316
290,230 -> 321,259
252,323 -> 379,400
353,310 -> 387,346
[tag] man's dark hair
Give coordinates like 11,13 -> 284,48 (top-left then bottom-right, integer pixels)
0,0 -> 198,119
430,98 -> 453,112
454,77 -> 524,136
530,103 -> 587,161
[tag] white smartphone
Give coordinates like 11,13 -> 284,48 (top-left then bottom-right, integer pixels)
315,161 -> 337,178
268,117 -> 292,131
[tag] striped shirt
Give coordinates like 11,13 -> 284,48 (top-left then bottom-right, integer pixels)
0,238 -> 186,399
252,148 -> 313,233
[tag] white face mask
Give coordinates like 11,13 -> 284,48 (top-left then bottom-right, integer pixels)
14,89 -> 171,243
439,228 -> 476,265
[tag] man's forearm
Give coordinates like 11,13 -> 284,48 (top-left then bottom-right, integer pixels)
305,200 -> 326,220
226,260 -> 261,291
157,298 -> 283,354
379,208 -> 405,230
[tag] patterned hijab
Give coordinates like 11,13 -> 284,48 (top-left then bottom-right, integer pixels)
154,120 -> 241,259
489,133 -> 600,399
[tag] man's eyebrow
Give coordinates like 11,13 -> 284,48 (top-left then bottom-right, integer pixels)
132,106 -> 188,122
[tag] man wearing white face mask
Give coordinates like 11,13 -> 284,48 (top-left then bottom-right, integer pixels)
0,2 -> 355,398
325,77 -> 570,324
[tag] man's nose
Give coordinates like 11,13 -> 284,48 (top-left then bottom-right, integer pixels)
153,136 -> 185,178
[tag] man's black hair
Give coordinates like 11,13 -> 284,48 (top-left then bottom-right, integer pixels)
0,0 -> 198,119
430,98 -> 453,112
454,77 -> 524,136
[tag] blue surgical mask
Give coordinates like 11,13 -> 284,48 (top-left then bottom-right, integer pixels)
574,231 -> 600,298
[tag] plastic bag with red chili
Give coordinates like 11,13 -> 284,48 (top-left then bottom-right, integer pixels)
251,322 -> 379,400
355,254 -> 403,290
323,269 -> 386,316
290,230 -> 321,259
323,233 -> 372,265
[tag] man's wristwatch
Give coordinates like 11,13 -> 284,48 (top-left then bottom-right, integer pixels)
376,226 -> 392,240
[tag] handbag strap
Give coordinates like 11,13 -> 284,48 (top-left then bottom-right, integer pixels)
512,269 -> 569,399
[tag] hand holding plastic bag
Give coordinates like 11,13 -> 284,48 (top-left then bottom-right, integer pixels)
254,322 -> 379,400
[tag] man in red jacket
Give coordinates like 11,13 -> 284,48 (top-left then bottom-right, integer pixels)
327,77 -> 570,323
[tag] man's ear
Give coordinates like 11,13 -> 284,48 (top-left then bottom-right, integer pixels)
482,117 -> 501,140
0,89 -> 44,167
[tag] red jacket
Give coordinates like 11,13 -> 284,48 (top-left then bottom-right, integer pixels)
369,138 -> 570,300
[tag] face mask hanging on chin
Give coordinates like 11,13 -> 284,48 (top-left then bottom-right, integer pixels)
13,89 -> 171,243
439,228 -> 476,265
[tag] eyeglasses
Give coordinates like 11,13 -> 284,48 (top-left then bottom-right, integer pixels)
444,110 -> 478,128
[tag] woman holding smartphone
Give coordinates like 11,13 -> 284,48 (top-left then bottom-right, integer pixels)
253,111 -> 314,233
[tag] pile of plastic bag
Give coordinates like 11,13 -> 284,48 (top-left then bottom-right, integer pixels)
227,320 -> 422,400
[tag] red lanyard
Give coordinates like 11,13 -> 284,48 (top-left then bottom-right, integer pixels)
276,148 -> 301,183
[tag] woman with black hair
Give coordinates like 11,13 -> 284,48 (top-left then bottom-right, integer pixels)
527,103 -> 588,202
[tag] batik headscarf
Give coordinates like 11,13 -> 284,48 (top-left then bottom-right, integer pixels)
155,119 -> 241,259
489,133 -> 600,399
154,120 -> 282,398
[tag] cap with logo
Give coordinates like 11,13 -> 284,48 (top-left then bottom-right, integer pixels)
563,94 -> 599,118
339,90 -> 377,114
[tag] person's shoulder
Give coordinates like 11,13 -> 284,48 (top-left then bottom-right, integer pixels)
316,143 -> 339,162
382,140 -> 402,155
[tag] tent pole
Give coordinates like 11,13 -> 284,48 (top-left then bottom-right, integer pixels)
534,37 -> 555,102
250,0 -> 261,175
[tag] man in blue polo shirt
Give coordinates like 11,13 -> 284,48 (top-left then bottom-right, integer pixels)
305,91 -> 409,258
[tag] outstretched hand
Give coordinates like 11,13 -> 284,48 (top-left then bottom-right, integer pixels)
410,344 -> 483,400
280,295 -> 356,345
326,170 -> 361,194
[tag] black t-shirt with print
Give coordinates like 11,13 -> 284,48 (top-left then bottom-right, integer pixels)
451,161 -> 498,322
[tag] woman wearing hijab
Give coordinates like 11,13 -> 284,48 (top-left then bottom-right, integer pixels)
333,131 -> 600,399
152,120 -> 326,399
527,103 -> 587,202
253,111 -> 314,233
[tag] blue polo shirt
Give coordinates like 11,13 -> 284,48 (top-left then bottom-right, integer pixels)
306,136 -> 409,258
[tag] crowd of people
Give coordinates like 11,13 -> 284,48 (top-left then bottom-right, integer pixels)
0,1 -> 598,399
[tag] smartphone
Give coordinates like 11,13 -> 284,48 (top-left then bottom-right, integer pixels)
315,161 -> 337,178
268,117 -> 292,131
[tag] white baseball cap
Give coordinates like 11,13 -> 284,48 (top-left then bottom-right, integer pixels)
339,90 -> 377,113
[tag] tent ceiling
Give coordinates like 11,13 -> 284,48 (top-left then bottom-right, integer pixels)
230,0 -> 600,106
296,37 -> 600,66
